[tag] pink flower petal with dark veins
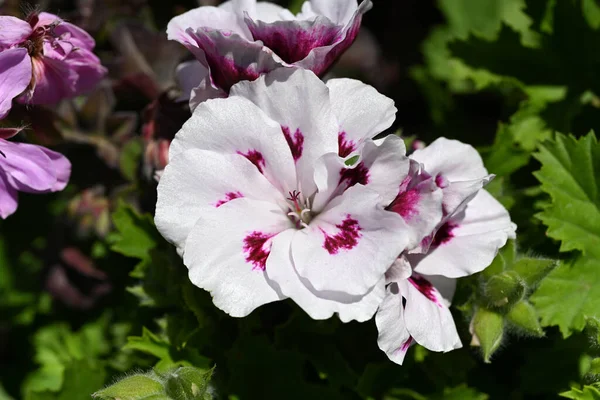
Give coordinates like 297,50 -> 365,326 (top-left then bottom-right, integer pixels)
245,16 -> 342,64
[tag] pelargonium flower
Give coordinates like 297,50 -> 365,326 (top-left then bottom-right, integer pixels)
0,12 -> 107,119
376,138 -> 517,364
155,68 -> 431,321
0,129 -> 71,218
167,0 -> 371,110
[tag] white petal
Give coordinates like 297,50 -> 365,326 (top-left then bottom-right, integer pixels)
384,256 -> 413,284
293,185 -> 408,296
312,135 -> 409,212
410,137 -> 488,182
170,96 -> 297,194
267,230 -> 385,322
230,68 -> 338,195
184,198 -> 293,317
410,190 -> 517,278
424,274 -> 457,306
255,2 -> 288,22
326,78 -> 396,150
155,149 -> 284,253
401,277 -> 462,352
167,6 -> 252,44
309,0 -> 360,25
375,283 -> 412,365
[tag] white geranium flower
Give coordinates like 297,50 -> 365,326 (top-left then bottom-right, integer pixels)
167,0 -> 372,109
155,68 -> 435,322
376,138 -> 517,364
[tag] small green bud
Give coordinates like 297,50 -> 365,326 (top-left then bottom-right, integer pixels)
92,373 -> 166,400
484,271 -> 526,308
164,366 -> 213,400
506,300 -> 543,336
471,307 -> 504,363
509,258 -> 557,288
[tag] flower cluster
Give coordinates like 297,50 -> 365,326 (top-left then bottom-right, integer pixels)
168,0 -> 371,110
0,11 -> 104,217
0,12 -> 106,118
155,67 -> 516,364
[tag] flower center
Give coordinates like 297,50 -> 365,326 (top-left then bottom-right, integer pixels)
286,190 -> 312,228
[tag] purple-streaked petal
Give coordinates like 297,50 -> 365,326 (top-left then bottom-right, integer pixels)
292,185 -> 408,296
183,198 -> 291,317
294,0 -> 371,75
400,276 -> 462,352
245,15 -> 342,64
186,28 -> 281,92
267,229 -> 385,322
375,282 -> 412,365
410,190 -> 517,278
0,16 -> 32,47
0,48 -> 32,119
312,135 -> 409,212
230,68 -> 338,195
155,148 -> 285,253
37,146 -> 71,191
169,95 -> 297,195
388,160 -> 444,249
326,78 -> 396,146
0,140 -> 57,192
0,171 -> 18,219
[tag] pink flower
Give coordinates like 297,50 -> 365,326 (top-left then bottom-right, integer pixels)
0,12 -> 107,119
168,0 -> 371,110
0,130 -> 71,218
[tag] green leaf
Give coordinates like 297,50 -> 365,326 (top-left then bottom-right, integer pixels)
561,385 -> 600,399
23,321 -> 110,399
93,373 -> 166,400
531,258 -> 600,337
531,132 -> 600,336
534,132 -> 600,258
430,384 -> 489,400
109,201 -> 158,260
120,138 -> 143,181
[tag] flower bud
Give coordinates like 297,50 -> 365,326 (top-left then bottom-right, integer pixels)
471,307 -> 504,363
506,300 -> 543,337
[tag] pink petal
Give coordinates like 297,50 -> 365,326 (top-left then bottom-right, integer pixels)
0,170 -> 19,219
0,48 -> 32,119
63,48 -> 107,96
0,16 -> 32,47
37,147 -> 71,191
26,56 -> 77,104
0,139 -> 57,193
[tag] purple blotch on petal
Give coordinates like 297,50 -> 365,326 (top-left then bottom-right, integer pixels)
321,214 -> 362,254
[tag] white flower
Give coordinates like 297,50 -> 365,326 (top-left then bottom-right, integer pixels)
376,138 -> 517,364
155,68 -> 432,322
167,0 -> 371,109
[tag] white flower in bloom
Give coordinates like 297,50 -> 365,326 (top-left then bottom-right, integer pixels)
376,138 -> 517,364
155,68 -> 437,321
167,0 -> 371,109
